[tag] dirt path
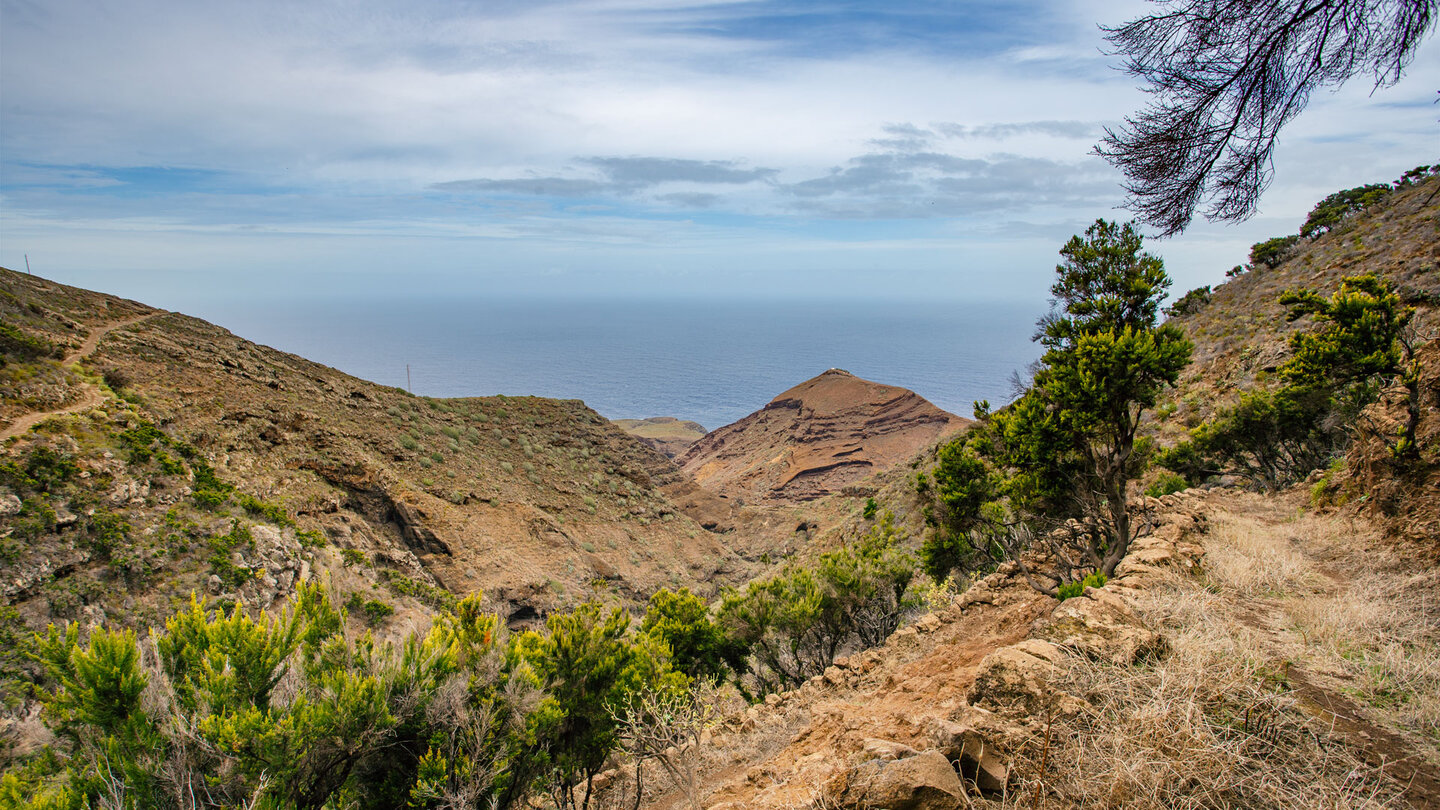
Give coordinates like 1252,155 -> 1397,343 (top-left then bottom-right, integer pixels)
1212,496 -> 1440,809
1,313 -> 156,441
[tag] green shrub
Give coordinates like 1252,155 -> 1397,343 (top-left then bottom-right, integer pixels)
644,586 -> 748,682
0,322 -> 60,360
1248,235 -> 1300,269
1057,571 -> 1108,601
346,593 -> 394,625
190,459 -> 234,509
1145,471 -> 1189,498
340,548 -> 368,567
207,520 -> 254,589
236,493 -> 292,526
12,497 -> 57,541
862,497 -> 879,520
0,445 -> 78,494
718,513 -> 915,692
1300,184 -> 1390,238
1164,285 -> 1211,317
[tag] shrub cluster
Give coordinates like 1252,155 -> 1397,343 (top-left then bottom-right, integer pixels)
1158,273 -> 1416,489
717,514 -> 916,692
10,586 -> 696,810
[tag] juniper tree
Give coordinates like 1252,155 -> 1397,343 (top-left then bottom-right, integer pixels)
993,220 -> 1192,590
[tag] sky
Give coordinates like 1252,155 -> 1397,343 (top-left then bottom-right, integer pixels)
2,0 -> 1437,311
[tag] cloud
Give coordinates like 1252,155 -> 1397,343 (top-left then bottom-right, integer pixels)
933,121 -> 1101,140
432,177 -> 615,196
655,192 -> 722,209
431,156 -> 777,201
580,157 -> 778,185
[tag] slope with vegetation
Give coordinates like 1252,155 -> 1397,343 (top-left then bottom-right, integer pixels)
2,169 -> 1437,809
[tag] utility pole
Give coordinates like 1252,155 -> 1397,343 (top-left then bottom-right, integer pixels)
407,364 -> 412,394
24,255 -> 31,275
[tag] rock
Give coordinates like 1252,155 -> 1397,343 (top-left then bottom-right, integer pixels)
251,524 -> 282,550
0,494 -> 20,516
1035,589 -> 1167,665
861,738 -> 918,761
824,749 -> 965,810
967,644 -> 1064,716
915,613 -> 942,633
207,574 -> 222,594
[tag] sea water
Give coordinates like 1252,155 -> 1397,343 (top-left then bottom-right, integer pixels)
192,297 -> 1045,430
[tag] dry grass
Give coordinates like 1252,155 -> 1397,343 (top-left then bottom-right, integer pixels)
1202,510 -> 1319,597
1198,502 -> 1440,755
1288,528 -> 1440,747
1000,573 -> 1401,809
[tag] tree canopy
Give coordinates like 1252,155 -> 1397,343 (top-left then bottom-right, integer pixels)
1097,0 -> 1437,235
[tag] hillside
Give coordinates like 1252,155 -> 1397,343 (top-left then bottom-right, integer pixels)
2,173 -> 1436,809
1157,173 -> 1440,440
0,269 -> 763,643
679,369 -> 968,504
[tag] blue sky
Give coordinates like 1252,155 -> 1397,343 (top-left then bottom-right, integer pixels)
2,0 -> 1437,310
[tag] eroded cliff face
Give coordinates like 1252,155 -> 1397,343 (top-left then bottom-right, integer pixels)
679,369 -> 968,504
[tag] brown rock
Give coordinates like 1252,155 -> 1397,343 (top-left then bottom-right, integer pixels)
1036,590 -> 1167,665
824,749 -> 965,810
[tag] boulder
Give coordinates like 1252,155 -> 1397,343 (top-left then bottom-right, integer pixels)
1035,589 -> 1167,665
861,737 -> 918,761
824,749 -> 965,810
967,642 -> 1066,716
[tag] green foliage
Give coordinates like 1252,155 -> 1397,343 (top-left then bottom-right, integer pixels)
341,547 -> 369,567
22,585 -> 563,810
12,496 -> 58,542
919,439 -> 1004,582
237,493 -> 294,526
1300,184 -> 1390,238
208,520 -> 255,589
83,510 -> 131,562
1144,471 -> 1189,498
1056,571 -> 1108,601
1279,274 -> 1412,413
346,594 -> 395,626
1164,285 -> 1211,317
718,514 -> 915,692
509,601 -> 684,804
0,320 -> 61,360
1248,235 -> 1300,269
862,497 -> 878,520
992,220 -> 1191,582
0,445 -> 79,495
379,570 -> 457,612
642,587 -> 746,682
190,458 -> 235,509
1164,274 -> 1415,490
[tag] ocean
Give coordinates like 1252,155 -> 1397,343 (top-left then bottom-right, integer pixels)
192,297 -> 1046,430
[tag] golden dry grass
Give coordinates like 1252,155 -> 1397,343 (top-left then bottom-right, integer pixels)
1001,571 -> 1401,809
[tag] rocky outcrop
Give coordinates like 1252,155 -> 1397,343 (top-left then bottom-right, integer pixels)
823,749 -> 966,810
678,369 -> 967,503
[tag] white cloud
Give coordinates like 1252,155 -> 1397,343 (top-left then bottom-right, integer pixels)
2,0 -> 1437,302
